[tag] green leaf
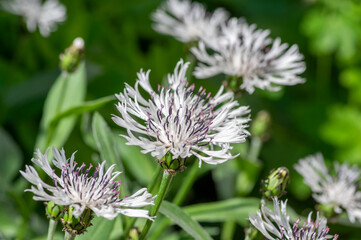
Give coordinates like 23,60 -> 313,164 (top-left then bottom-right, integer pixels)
116,136 -> 156,186
183,198 -> 260,226
92,112 -> 128,196
76,217 -> 116,240
321,105 -> 361,163
35,62 -> 86,151
49,95 -> 114,128
159,201 -> 212,240
0,128 -> 23,187
80,113 -> 98,150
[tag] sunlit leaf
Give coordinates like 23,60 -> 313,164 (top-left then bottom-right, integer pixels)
159,201 -> 212,240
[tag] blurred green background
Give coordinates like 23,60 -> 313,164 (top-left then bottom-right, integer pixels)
1,0 -> 361,239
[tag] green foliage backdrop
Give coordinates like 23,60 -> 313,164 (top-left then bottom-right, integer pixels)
1,0 -> 361,239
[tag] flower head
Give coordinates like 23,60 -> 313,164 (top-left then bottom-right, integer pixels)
152,0 -> 229,43
191,18 -> 306,94
2,0 -> 66,37
112,59 -> 250,170
249,197 -> 338,240
294,153 -> 361,223
20,147 -> 155,220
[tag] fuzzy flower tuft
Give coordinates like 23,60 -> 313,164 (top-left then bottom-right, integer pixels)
191,18 -> 306,94
249,197 -> 338,240
21,147 -> 155,220
112,59 -> 250,168
295,153 -> 361,223
1,0 -> 66,37
152,0 -> 229,43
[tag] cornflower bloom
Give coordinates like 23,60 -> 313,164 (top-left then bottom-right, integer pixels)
249,197 -> 339,240
1,0 -> 66,37
20,147 -> 155,220
152,0 -> 229,43
295,153 -> 361,223
112,59 -> 250,171
191,18 -> 306,94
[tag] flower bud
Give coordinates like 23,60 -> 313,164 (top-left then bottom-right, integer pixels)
46,200 -> 64,221
61,206 -> 94,235
318,203 -> 335,219
261,167 -> 290,199
129,227 -> 141,240
59,37 -> 85,72
250,110 -> 271,140
158,152 -> 186,175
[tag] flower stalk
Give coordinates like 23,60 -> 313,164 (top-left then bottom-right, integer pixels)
47,219 -> 57,240
64,232 -> 76,240
139,171 -> 174,240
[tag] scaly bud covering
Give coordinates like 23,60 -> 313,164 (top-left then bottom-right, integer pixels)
261,167 -> 290,199
158,152 -> 186,174
46,200 -> 64,221
61,206 -> 94,235
112,59 -> 250,171
20,147 -> 156,226
60,37 -> 85,72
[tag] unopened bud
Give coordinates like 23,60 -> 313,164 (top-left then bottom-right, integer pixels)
261,167 -> 290,199
251,110 -> 271,139
59,37 -> 85,72
46,201 -> 64,221
129,227 -> 141,240
318,203 -> 335,219
158,152 -> 186,175
61,206 -> 94,235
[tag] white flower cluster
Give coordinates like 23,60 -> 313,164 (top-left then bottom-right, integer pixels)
112,59 -> 250,166
295,153 -> 361,223
249,197 -> 339,240
152,0 -> 228,43
1,0 -> 66,37
152,0 -> 306,94
21,147 -> 155,220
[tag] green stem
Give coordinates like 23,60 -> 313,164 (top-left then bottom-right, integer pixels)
64,232 -> 76,240
149,162 -> 199,240
221,220 -> 236,240
247,136 -> 262,162
47,219 -> 57,240
139,171 -> 173,240
121,167 -> 163,240
223,136 -> 263,240
148,167 -> 163,193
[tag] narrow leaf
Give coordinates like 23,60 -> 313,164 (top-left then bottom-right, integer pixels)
92,112 -> 128,196
76,217 -> 115,240
116,136 -> 156,186
0,128 -> 23,186
49,95 -> 114,128
159,201 -> 213,240
35,62 -> 86,151
183,198 -> 260,226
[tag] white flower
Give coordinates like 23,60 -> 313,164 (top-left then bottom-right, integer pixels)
112,59 -> 250,167
249,197 -> 338,240
294,153 -> 361,223
152,0 -> 229,43
2,0 -> 66,37
20,147 -> 156,220
191,18 -> 306,94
